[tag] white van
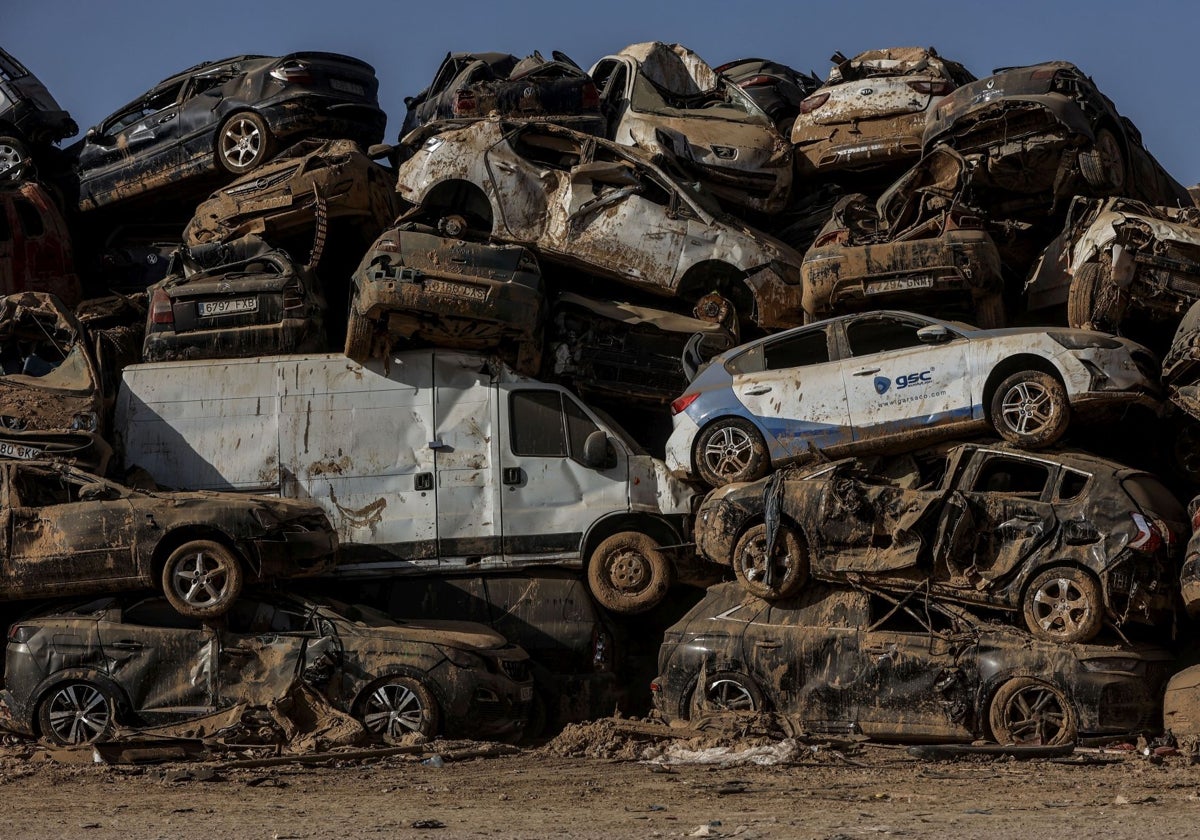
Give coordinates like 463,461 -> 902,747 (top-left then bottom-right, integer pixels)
116,351 -> 701,614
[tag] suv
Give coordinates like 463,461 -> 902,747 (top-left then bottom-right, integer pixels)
0,47 -> 77,181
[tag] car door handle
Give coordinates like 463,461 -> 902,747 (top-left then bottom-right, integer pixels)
853,368 -> 881,376
110,641 -> 144,651
503,467 -> 523,486
743,385 -> 772,395
755,640 -> 782,650
427,439 -> 449,450
158,113 -> 176,123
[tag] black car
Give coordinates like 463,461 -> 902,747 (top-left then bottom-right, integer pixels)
0,47 -> 77,181
653,582 -> 1172,744
68,52 -> 386,211
714,58 -> 820,133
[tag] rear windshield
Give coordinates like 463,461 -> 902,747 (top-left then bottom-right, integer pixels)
1122,475 -> 1185,522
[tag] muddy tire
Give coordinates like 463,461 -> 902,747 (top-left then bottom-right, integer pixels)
38,681 -> 115,746
344,305 -> 374,362
358,676 -> 439,741
1066,262 -> 1120,332
161,539 -> 244,619
694,417 -> 769,488
0,135 -> 29,182
217,112 -> 274,175
587,531 -> 673,615
1021,566 -> 1104,644
988,370 -> 1070,448
989,677 -> 1077,746
731,523 -> 809,600
974,294 -> 1006,329
1079,128 -> 1125,194
690,671 -> 763,718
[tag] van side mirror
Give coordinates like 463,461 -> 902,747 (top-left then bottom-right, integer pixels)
581,430 -> 610,469
917,325 -> 952,344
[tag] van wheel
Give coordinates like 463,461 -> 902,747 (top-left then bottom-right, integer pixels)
345,306 -> 374,362
989,677 -> 1076,746
0,135 -> 29,182
695,417 -> 769,487
732,523 -> 809,600
988,370 -> 1070,448
1021,566 -> 1103,644
162,540 -> 244,618
587,532 -> 673,615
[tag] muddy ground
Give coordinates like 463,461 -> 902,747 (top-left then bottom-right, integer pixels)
4,720 -> 1200,839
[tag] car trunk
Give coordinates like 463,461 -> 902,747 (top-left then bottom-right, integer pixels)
813,76 -> 934,125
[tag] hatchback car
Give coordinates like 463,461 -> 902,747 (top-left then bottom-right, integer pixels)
0,47 -> 77,181
653,582 -> 1172,742
665,310 -> 1159,487
3,592 -> 532,746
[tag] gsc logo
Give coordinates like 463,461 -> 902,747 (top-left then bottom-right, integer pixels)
874,370 -> 933,395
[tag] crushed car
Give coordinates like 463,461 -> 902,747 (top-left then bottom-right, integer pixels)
3,591 -> 531,745
666,309 -> 1160,487
0,180 -> 82,306
692,442 -> 1184,644
653,582 -> 1172,743
713,58 -> 820,134
590,42 -> 793,214
0,46 -> 77,181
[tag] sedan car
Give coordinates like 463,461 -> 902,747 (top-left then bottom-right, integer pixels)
653,582 -> 1172,743
665,310 -> 1159,487
68,52 -> 386,211
693,443 -> 1184,643
0,46 -> 77,181
2,592 -> 532,745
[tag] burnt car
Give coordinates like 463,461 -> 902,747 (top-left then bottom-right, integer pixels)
652,582 -> 1172,744
590,42 -> 793,214
0,47 -> 77,181
0,459 -> 336,617
346,223 -> 543,374
401,50 -> 602,136
801,147 -> 1005,326
0,181 -> 82,306
923,61 -> 1190,207
144,235 -> 326,362
714,58 -> 820,134
792,47 -> 974,178
396,118 -> 807,330
68,53 -> 386,211
183,138 -> 397,250
3,591 -> 531,746
693,443 -> 1185,643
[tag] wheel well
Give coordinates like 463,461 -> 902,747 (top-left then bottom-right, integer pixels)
151,527 -> 247,586
581,514 -> 682,568
683,668 -> 769,721
690,415 -> 770,476
31,671 -> 129,738
982,355 -> 1065,414
350,669 -> 445,733
1016,561 -> 1101,609
421,179 -> 494,233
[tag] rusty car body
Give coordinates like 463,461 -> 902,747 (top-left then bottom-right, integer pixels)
144,234 -> 326,362
0,47 -> 77,181
791,47 -> 974,178
692,443 -> 1184,643
713,58 -> 820,134
590,42 -> 793,214
345,223 -> 544,374
395,118 -> 807,330
0,181 -> 82,307
68,52 -> 386,211
2,591 -> 531,745
1178,497 -> 1200,617
652,582 -> 1172,743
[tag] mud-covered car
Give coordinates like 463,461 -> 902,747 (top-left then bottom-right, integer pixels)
144,235 -> 326,362
590,42 -> 793,214
0,47 -> 77,181
0,181 -> 82,306
714,58 -> 820,134
801,147 -> 1005,326
666,309 -> 1160,487
91,225 -> 180,294
401,50 -> 602,136
0,459 -> 336,617
68,52 -> 386,211
396,118 -> 807,330
923,62 -> 1190,207
2,591 -> 531,746
791,47 -> 974,178
653,582 -> 1172,743
1164,300 -> 1200,421
693,443 -> 1184,643
345,223 -> 543,373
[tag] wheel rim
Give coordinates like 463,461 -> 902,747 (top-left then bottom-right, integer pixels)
703,426 -> 754,478
1031,577 -> 1092,637
1001,684 -> 1068,745
46,684 -> 110,745
362,684 -> 426,738
602,549 -> 651,594
0,143 -> 23,179
706,678 -> 755,712
1000,381 -> 1055,436
1096,133 -> 1125,189
170,550 -> 232,608
221,118 -> 262,169
738,531 -> 794,588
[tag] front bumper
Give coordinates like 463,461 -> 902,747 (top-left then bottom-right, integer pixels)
438,661 -> 533,741
251,528 -> 339,580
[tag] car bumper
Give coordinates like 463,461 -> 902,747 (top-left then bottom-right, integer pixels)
260,98 -> 387,148
144,317 -> 325,363
693,496 -> 750,567
794,113 -> 926,174
357,275 -> 543,346
1102,556 -> 1175,629
251,528 -> 339,579
436,663 -> 533,741
664,414 -> 701,478
744,263 -> 806,330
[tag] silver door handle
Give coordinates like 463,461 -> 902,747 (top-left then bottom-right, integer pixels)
853,368 -> 881,376
743,385 -> 772,395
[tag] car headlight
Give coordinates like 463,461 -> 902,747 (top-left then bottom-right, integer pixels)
441,646 -> 487,670
1048,331 -> 1123,351
1080,657 -> 1144,674
252,507 -> 281,530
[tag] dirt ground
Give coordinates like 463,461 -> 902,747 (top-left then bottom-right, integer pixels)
4,720 -> 1200,840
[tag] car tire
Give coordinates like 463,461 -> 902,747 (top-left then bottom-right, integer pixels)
357,675 -> 439,741
37,681 -> 116,746
161,539 -> 244,619
1079,127 -> 1125,194
731,523 -> 809,600
217,112 -> 274,175
974,293 -> 1006,329
694,417 -> 769,488
1021,566 -> 1104,644
689,671 -> 763,718
988,370 -> 1070,448
0,135 -> 30,182
344,305 -> 374,362
1067,262 -> 1121,332
988,677 -> 1077,746
587,531 -> 673,615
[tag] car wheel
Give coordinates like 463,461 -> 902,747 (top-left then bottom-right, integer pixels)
38,681 -> 116,746
731,523 -> 809,600
0,135 -> 29,182
586,531 -> 673,615
690,671 -> 763,717
974,293 -> 1006,329
344,305 -> 374,362
1079,128 -> 1125,193
988,677 -> 1077,746
988,370 -> 1070,448
695,417 -> 769,488
358,676 -> 439,741
1066,261 -> 1124,333
161,539 -> 244,618
1021,566 -> 1104,643
217,112 -> 274,175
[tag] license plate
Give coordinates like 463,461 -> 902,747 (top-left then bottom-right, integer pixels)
519,685 -> 534,702
330,79 -> 365,96
0,441 -> 41,459
198,297 -> 258,317
424,279 -> 488,301
245,193 -> 293,212
866,276 -> 934,295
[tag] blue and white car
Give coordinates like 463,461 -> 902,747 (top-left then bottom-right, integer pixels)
666,310 -> 1160,487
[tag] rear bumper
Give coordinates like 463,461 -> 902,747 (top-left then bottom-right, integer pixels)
664,414 -> 701,478
144,317 -> 325,363
260,97 -> 387,147
794,113 -> 926,173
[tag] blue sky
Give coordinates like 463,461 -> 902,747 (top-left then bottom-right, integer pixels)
10,0 -> 1200,183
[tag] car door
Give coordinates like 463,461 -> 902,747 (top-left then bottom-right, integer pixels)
217,598 -> 330,707
483,123 -> 579,242
79,80 -> 186,202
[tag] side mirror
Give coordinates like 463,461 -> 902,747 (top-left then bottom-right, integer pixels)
581,430 -> 610,469
86,127 -> 115,147
917,325 -> 952,344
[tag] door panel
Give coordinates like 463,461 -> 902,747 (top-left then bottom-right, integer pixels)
851,629 -> 971,739
97,618 -> 216,718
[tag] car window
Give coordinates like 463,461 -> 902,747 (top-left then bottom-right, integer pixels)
763,328 -> 830,370
510,390 -> 568,457
10,466 -> 91,506
107,81 -> 185,133
512,127 -> 583,170
1057,468 -> 1090,501
971,456 -> 1052,498
845,315 -> 929,356
867,594 -> 957,635
564,394 -> 601,457
122,598 -> 205,630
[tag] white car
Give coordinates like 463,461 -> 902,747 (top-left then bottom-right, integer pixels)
665,310 -> 1160,487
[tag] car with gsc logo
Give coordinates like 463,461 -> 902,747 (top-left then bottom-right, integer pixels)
664,310 -> 1159,487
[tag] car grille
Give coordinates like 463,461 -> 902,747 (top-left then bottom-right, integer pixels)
500,658 -> 530,682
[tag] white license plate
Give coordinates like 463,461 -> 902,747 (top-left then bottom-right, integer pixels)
866,276 -> 934,295
198,297 -> 258,317
0,441 -> 42,459
424,279 -> 488,301
519,685 -> 534,702
330,79 -> 365,96
245,193 -> 293,212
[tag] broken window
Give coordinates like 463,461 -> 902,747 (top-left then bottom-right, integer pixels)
1058,469 -> 1090,501
764,328 -> 829,369
10,466 -> 85,506
513,128 -> 583,170
971,457 -> 1051,498
846,316 -> 927,356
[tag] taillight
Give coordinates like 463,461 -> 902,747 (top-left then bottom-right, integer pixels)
739,75 -> 777,88
1129,513 -> 1164,554
907,80 -> 954,96
453,89 -> 477,116
670,392 -> 700,415
581,81 -> 600,111
8,625 -> 34,644
813,228 -> 848,248
799,92 -> 829,114
270,61 -> 315,86
150,287 -> 175,325
649,680 -> 662,693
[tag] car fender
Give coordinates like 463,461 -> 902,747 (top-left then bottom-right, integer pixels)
27,668 -> 131,735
